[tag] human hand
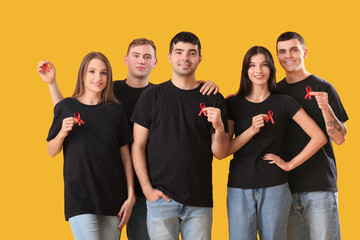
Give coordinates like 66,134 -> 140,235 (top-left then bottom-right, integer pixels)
309,91 -> 329,111
37,60 -> 56,84
263,153 -> 292,171
59,117 -> 78,138
199,80 -> 219,95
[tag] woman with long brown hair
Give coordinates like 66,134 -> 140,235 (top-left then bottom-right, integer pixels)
41,52 -> 135,240
225,46 -> 327,240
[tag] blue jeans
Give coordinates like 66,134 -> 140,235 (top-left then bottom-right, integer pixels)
126,195 -> 150,240
146,197 -> 212,240
287,191 -> 340,240
227,183 -> 292,240
69,214 -> 121,240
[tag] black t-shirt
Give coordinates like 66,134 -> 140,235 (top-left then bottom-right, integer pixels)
113,79 -> 154,196
277,75 -> 349,193
113,79 -> 154,131
131,80 -> 228,207
47,98 -> 132,220
226,94 -> 301,189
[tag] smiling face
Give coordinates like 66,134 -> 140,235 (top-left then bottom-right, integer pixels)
168,41 -> 202,77
276,38 -> 308,74
125,44 -> 157,80
83,58 -> 108,96
247,54 -> 270,87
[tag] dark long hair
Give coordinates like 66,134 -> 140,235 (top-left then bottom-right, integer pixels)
72,52 -> 117,104
237,46 -> 277,97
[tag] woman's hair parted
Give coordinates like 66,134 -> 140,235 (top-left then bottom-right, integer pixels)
237,46 -> 277,97
72,51 -> 118,104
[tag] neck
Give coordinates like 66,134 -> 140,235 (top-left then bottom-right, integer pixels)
78,92 -> 102,105
125,74 -> 149,88
171,72 -> 199,90
246,85 -> 271,103
285,68 -> 311,83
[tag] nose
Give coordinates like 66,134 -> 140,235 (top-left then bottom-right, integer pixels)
139,57 -> 145,64
255,65 -> 262,73
181,53 -> 189,61
95,72 -> 101,80
285,51 -> 292,58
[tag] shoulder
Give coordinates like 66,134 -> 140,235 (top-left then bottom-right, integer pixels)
54,97 -> 76,110
113,79 -> 126,88
276,78 -> 287,88
309,75 -> 338,94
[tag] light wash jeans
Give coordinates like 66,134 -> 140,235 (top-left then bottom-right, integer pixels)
69,214 -> 121,240
227,183 -> 292,240
127,195 -> 150,240
287,191 -> 340,240
146,197 -> 213,240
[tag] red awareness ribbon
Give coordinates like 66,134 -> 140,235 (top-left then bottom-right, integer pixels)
41,61 -> 50,73
266,110 -> 274,124
304,86 -> 312,100
74,112 -> 85,126
198,103 -> 207,116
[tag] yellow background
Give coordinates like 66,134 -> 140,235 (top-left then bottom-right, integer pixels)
1,0 -> 358,239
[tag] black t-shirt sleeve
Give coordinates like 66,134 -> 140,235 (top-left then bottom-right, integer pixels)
130,89 -> 152,129
326,83 -> 349,122
117,106 -> 133,147
217,94 -> 229,133
47,102 -> 65,141
225,96 -> 236,121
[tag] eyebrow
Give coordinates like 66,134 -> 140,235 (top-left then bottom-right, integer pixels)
173,48 -> 198,52
88,67 -> 107,71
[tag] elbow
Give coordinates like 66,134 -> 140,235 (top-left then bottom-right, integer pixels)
47,150 -> 57,158
213,149 -> 228,160
333,136 -> 346,145
320,134 -> 328,147
214,153 -> 227,160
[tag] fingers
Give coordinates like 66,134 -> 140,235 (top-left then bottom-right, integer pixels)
309,92 -> 328,109
117,209 -> 128,230
199,81 -> 219,95
160,192 -> 171,202
203,107 -> 221,121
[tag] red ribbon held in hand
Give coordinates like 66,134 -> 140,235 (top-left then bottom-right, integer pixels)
74,112 -> 85,126
41,61 -> 50,73
304,86 -> 312,100
198,103 -> 207,116
266,110 -> 274,124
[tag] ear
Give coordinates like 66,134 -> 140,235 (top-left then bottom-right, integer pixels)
199,55 -> 202,64
153,59 -> 158,69
303,49 -> 308,59
168,53 -> 171,62
124,56 -> 129,66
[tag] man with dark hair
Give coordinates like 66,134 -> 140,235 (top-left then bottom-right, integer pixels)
38,37 -> 219,240
131,31 -> 229,240
276,31 -> 348,240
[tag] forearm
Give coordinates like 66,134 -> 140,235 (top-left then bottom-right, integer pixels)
47,133 -> 65,157
131,142 -> 153,196
211,125 -> 230,160
322,105 -> 346,145
287,132 -> 327,170
120,145 -> 135,200
227,127 -> 256,156
48,80 -> 64,106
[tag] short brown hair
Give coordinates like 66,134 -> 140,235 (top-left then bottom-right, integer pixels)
72,51 -> 117,104
127,38 -> 157,58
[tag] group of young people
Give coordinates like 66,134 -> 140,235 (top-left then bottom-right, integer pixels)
39,31 -> 348,240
